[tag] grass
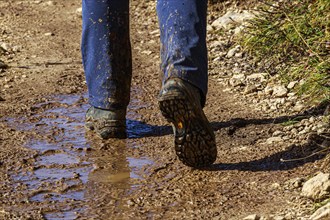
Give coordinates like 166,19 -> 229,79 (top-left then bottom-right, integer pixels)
313,197 -> 330,211
239,0 -> 330,104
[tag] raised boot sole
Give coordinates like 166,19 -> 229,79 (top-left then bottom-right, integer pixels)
159,91 -> 217,168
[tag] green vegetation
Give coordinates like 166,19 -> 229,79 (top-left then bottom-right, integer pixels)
240,0 -> 329,104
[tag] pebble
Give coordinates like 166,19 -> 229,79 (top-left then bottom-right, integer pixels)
226,45 -> 241,58
243,214 -> 260,220
273,130 -> 284,137
293,103 -> 305,112
246,73 -> 266,83
273,85 -> 288,98
244,85 -> 258,94
0,60 -> 8,69
287,81 -> 298,89
264,85 -> 273,95
229,73 -> 245,87
44,32 -> 54,36
0,42 -> 10,51
76,7 -> 82,17
211,10 -> 255,30
266,136 -> 282,144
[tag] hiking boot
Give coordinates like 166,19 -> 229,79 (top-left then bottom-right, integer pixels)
158,78 -> 217,168
85,106 -> 127,139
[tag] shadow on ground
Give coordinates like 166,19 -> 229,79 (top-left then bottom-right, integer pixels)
207,134 -> 329,172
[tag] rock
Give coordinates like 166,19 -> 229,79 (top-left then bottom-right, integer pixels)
273,85 -> 288,97
0,60 -> 8,69
45,1 -> 54,6
273,130 -> 284,137
287,81 -> 298,89
141,50 -> 153,55
0,42 -> 10,51
293,103 -> 305,112
244,85 -> 258,94
226,45 -> 241,58
44,32 -> 54,36
207,24 -> 214,32
149,29 -> 160,36
264,85 -> 273,95
76,7 -> 82,17
211,10 -> 255,30
301,173 -> 330,201
246,73 -> 266,84
12,45 -> 21,52
243,214 -> 260,220
266,136 -> 282,144
229,74 -> 245,87
213,57 -> 221,62
310,202 -> 330,220
273,217 -> 286,220
235,52 -> 244,58
0,95 -> 5,101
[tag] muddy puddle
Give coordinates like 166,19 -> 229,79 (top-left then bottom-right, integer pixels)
7,91 -> 154,219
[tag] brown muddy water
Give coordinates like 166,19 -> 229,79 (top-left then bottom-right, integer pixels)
7,93 -> 154,219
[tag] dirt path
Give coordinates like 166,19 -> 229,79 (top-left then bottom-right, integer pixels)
0,1 -> 329,219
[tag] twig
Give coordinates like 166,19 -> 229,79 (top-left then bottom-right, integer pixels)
280,147 -> 330,162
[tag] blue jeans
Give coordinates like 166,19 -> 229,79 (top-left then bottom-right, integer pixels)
81,0 -> 208,110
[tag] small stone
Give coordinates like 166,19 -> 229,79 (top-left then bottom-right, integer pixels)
44,32 -> 54,36
309,116 -> 316,123
235,52 -> 244,58
211,10 -> 255,30
244,85 -> 258,94
287,81 -> 298,89
76,7 -> 82,16
12,45 -> 21,52
150,29 -> 160,36
293,103 -> 305,112
246,73 -> 266,83
0,42 -> 10,51
45,1 -> 54,6
271,183 -> 281,189
141,50 -> 153,55
243,214 -> 260,220
229,73 -> 245,87
213,57 -> 221,62
266,136 -> 282,144
4,84 -> 12,89
273,85 -> 288,98
0,60 -> 8,69
0,95 -> 5,101
301,173 -> 330,201
273,130 -> 283,137
264,85 -> 273,95
207,24 -> 214,32
226,45 -> 241,58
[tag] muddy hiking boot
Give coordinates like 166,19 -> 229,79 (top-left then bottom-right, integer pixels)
158,78 -> 217,168
85,106 -> 127,139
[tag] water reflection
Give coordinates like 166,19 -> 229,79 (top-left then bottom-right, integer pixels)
7,93 -> 155,218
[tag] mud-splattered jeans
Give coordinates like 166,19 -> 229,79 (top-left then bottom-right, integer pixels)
81,0 -> 208,110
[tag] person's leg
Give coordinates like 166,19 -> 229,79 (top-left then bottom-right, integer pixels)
81,0 -> 131,139
157,0 -> 217,167
157,0 -> 208,106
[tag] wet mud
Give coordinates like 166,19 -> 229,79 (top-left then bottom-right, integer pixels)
6,92 -> 154,219
0,0 -> 329,219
